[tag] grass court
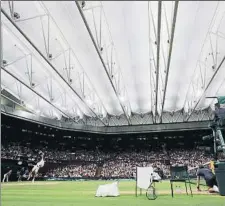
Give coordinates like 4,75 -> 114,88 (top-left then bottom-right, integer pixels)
1,180 -> 225,206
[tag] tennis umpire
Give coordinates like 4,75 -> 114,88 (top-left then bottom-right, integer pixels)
196,165 -> 218,193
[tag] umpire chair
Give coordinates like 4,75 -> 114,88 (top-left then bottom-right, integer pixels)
170,165 -> 193,197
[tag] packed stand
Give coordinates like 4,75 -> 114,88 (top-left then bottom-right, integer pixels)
46,163 -> 97,178
1,144 -> 213,179
1,144 -> 111,163
101,149 -> 213,178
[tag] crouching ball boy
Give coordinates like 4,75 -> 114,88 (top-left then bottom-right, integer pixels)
196,165 -> 219,193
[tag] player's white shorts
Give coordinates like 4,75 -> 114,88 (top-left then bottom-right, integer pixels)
32,165 -> 39,174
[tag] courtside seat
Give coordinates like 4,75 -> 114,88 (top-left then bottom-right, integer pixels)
170,165 -> 193,198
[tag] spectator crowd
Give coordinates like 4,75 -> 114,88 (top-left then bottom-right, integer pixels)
1,143 -> 214,179
1,144 -> 110,163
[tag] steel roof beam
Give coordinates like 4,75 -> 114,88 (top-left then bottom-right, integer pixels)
0,1 -> 3,136
1,93 -> 35,114
160,1 -> 179,123
75,1 -> 132,125
1,66 -> 85,124
186,56 -> 225,121
154,1 -> 162,123
1,8 -> 106,126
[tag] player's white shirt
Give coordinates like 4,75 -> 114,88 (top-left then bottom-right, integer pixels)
31,156 -> 45,174
37,159 -> 45,168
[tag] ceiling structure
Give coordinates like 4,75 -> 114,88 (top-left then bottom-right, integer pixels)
1,1 -> 225,127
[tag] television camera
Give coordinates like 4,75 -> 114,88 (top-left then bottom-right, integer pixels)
202,97 -> 225,160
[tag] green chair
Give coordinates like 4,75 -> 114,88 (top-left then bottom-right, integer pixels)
170,165 -> 193,198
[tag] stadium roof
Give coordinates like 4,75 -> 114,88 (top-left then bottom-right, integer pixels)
1,1 -> 225,126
